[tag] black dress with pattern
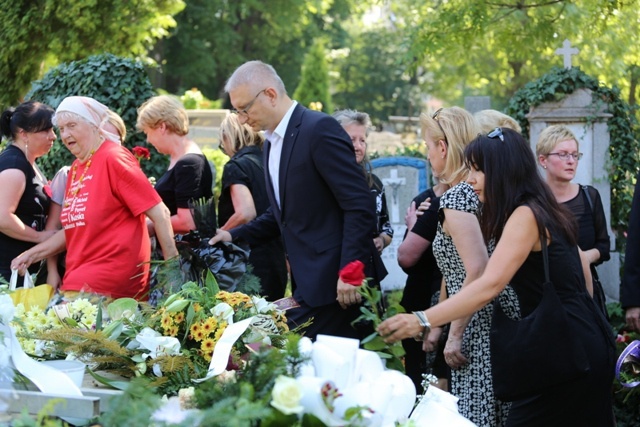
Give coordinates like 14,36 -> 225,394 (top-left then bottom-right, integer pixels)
505,225 -> 615,426
432,182 -> 519,426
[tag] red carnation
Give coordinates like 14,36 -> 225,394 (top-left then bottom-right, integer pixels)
132,146 -> 151,161
339,260 -> 365,286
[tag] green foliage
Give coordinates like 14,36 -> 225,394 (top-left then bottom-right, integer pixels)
393,0 -> 640,110
181,88 -> 222,109
26,53 -> 168,179
202,146 -> 230,200
0,0 -> 185,109
506,66 -> 640,242
98,378 -> 162,427
293,40 -> 333,113
193,342 -> 307,426
159,0 -> 358,102
353,281 -> 406,372
332,28 -> 422,126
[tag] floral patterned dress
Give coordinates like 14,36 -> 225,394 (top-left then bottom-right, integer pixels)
432,182 -> 519,427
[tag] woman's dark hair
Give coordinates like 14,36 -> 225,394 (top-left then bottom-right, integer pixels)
464,127 -> 577,245
0,101 -> 54,141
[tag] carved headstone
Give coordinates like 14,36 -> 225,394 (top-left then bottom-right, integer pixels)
371,157 -> 430,291
187,109 -> 230,149
527,88 -> 618,301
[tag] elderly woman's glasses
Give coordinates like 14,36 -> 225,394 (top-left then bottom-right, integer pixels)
487,127 -> 504,142
432,108 -> 449,146
548,152 -> 583,161
232,89 -> 267,117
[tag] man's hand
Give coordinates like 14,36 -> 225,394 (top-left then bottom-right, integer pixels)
209,229 -> 232,245
336,278 -> 362,309
626,307 -> 640,332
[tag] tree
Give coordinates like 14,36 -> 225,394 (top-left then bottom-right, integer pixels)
0,0 -> 184,109
157,0 -> 360,102
293,40 -> 334,113
331,27 -> 423,126
388,0 -> 640,109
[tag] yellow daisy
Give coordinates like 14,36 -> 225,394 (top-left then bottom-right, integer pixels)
174,311 -> 185,324
200,338 -> 216,357
190,322 -> 201,336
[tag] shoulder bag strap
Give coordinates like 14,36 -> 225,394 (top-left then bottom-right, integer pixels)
581,185 -> 594,212
540,234 -> 551,283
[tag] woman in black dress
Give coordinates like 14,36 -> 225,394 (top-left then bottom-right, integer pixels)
536,124 -> 610,315
0,101 -> 56,284
217,114 -> 287,301
379,128 -> 615,426
137,95 -> 213,235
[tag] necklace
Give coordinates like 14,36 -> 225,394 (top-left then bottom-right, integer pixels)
64,150 -> 95,208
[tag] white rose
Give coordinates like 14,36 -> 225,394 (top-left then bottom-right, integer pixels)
270,375 -> 304,415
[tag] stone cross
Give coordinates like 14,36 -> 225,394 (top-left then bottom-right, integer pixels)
382,168 -> 406,223
555,39 -> 579,69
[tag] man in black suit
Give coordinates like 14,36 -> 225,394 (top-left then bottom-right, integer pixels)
210,60 -> 376,339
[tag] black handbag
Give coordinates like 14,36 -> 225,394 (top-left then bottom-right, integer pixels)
490,237 -> 591,401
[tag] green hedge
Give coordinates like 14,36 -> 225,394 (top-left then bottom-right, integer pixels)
27,53 -> 167,179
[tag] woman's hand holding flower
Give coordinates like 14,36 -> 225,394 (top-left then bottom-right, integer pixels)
377,313 -> 423,344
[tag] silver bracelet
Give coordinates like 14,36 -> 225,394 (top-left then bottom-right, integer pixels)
412,311 -> 431,342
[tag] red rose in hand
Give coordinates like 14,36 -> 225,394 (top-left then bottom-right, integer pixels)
132,146 -> 151,161
340,260 -> 365,286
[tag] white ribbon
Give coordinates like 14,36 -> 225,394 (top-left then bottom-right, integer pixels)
193,316 -> 254,383
1,323 -> 82,396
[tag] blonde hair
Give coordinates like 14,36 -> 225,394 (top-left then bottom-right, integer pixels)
219,114 -> 264,155
474,109 -> 522,134
536,125 -> 579,157
136,95 -> 189,136
421,106 -> 480,185
106,110 -> 126,142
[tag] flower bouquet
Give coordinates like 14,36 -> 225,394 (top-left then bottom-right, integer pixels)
8,275 -> 289,397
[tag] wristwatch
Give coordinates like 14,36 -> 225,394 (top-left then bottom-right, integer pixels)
412,311 -> 431,342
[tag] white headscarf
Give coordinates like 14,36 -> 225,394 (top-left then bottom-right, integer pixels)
55,96 -> 120,143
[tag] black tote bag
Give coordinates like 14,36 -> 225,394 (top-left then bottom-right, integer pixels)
490,237 -> 591,402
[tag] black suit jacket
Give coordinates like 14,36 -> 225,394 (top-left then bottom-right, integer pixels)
231,104 -> 376,307
622,172 -> 640,308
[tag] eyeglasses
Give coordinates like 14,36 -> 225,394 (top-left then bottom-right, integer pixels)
487,127 -> 504,141
232,89 -> 267,116
432,108 -> 449,146
547,152 -> 583,161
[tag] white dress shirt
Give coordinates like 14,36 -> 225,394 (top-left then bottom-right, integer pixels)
264,101 -> 297,208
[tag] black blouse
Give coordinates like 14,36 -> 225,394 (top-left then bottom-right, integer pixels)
154,153 -> 213,216
562,185 -> 610,266
0,145 -> 50,274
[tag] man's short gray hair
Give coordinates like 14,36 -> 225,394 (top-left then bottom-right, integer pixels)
225,60 -> 286,96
